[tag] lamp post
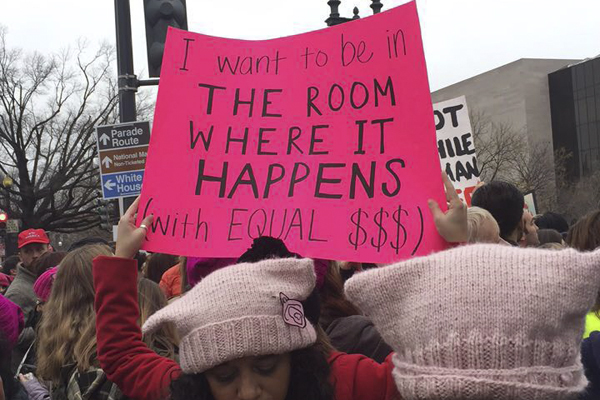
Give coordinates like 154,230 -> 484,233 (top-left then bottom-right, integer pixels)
0,174 -> 16,258
2,175 -> 12,189
325,0 -> 383,26
2,175 -> 12,213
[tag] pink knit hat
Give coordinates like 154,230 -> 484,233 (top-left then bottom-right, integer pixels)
143,258 -> 317,374
33,266 -> 58,302
345,244 -> 600,400
0,294 -> 24,349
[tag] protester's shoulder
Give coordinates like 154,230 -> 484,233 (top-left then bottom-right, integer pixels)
327,315 -> 393,363
4,276 -> 35,302
160,264 -> 181,286
582,333 -> 600,399
165,264 -> 180,278
328,315 -> 373,332
583,331 -> 600,362
327,317 -> 374,352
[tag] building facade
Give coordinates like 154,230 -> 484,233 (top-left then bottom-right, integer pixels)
432,58 -> 578,151
431,58 -> 585,211
549,56 -> 600,179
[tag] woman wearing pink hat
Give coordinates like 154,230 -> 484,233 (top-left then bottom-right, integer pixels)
93,198 -> 400,400
93,178 -> 466,400
93,174 -> 600,400
89,177 -> 466,400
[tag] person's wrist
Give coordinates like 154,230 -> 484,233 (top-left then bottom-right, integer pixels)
115,247 -> 134,259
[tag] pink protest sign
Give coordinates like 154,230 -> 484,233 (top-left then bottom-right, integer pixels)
138,1 -> 448,263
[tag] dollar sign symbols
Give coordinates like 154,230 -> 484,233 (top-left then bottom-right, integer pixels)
391,205 -> 408,254
371,207 -> 389,252
349,208 -> 368,250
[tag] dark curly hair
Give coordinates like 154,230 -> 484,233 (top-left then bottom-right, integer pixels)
169,345 -> 334,400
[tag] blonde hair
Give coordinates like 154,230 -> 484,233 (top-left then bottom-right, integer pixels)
138,277 -> 179,359
538,242 -> 565,250
467,206 -> 500,244
36,244 -> 112,382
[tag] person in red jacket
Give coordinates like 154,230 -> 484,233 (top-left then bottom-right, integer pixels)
93,173 -> 466,400
94,198 -> 406,400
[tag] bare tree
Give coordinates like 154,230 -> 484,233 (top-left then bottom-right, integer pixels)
513,143 -> 557,211
470,110 -> 526,183
470,109 -> 557,212
0,28 -> 119,232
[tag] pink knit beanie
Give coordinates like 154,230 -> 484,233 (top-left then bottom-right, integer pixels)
0,294 -> 24,349
143,258 -> 317,374
345,244 -> 600,400
33,266 -> 58,302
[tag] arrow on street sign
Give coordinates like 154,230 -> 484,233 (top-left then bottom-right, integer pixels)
102,156 -> 113,169
104,180 -> 116,191
99,133 -> 110,146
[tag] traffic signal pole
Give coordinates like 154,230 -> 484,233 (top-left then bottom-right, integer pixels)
114,0 -> 138,216
115,0 -> 137,123
112,0 -> 186,218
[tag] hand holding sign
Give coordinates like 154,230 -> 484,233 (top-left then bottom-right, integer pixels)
428,172 -> 468,243
116,197 -> 154,259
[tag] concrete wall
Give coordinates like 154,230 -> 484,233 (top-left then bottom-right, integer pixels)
431,59 -> 580,211
432,58 -> 579,149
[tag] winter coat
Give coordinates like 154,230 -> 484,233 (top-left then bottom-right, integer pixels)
581,331 -> 600,399
326,315 -> 393,363
21,377 -> 50,400
52,365 -> 126,400
584,312 -> 600,339
5,266 -> 37,317
93,256 -> 400,400
158,264 -> 181,299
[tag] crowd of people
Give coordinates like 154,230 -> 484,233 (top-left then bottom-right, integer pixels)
2,174 -> 600,400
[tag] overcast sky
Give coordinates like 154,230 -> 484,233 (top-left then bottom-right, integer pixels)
3,0 -> 599,91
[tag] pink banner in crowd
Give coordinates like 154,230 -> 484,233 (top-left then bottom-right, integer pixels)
137,1 -> 448,263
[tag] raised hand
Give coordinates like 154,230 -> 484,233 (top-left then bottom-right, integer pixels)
115,197 -> 154,259
427,172 -> 468,243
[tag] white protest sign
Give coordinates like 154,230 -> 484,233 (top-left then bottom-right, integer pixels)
524,192 -> 537,215
433,96 -> 481,205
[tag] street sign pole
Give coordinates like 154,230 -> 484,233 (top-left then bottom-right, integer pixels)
115,0 -> 138,216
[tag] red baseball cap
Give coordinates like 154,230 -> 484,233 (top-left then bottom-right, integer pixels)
18,229 -> 50,249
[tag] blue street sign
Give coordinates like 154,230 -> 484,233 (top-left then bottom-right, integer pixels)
101,170 -> 145,199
